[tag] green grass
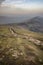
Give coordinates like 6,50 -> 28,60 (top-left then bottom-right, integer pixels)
0,25 -> 43,65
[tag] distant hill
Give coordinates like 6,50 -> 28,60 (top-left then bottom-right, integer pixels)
18,16 -> 43,33
0,15 -> 31,24
0,16 -> 43,33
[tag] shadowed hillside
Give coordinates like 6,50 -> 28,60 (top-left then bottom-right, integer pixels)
18,16 -> 43,33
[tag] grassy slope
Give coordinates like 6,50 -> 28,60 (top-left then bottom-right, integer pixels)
0,25 -> 43,65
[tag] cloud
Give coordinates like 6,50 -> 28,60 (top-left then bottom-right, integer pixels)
0,0 -> 24,7
0,0 -> 43,10
0,0 -> 5,4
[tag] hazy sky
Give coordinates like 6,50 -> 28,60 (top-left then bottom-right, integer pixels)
0,0 -> 43,15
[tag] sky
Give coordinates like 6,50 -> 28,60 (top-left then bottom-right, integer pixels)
0,0 -> 43,15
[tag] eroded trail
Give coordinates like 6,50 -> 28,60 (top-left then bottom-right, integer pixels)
9,26 -> 43,46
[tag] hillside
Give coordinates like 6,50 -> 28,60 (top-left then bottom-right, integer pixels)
18,16 -> 43,33
0,25 -> 43,65
0,16 -> 43,33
